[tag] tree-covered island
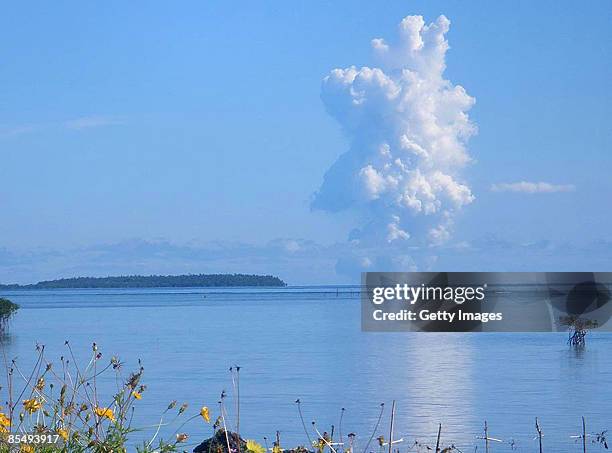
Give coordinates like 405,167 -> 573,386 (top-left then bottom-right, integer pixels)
0,273 -> 286,289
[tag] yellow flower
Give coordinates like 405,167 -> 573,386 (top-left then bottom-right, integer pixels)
200,406 -> 210,423
23,399 -> 42,413
0,411 -> 10,433
57,428 -> 69,441
0,412 -> 10,428
94,406 -> 116,422
246,440 -> 267,453
132,391 -> 142,400
176,433 -> 189,443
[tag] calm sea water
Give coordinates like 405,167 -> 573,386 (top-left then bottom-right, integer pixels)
1,287 -> 611,452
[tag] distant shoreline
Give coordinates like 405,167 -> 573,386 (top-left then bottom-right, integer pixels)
0,273 -> 287,290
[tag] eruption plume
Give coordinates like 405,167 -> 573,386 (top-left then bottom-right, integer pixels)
313,15 -> 477,273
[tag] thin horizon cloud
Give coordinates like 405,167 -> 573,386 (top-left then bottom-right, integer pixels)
1,115 -> 124,138
490,181 -> 576,193
64,115 -> 124,130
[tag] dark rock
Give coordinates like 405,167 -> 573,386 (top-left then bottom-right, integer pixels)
194,429 -> 247,453
193,430 -> 315,453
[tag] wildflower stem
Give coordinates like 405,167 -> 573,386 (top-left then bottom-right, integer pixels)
222,414 -> 232,452
296,399 -> 313,446
363,403 -> 385,453
147,414 -> 169,449
13,345 -> 44,415
2,347 -> 14,426
338,408 -> 345,452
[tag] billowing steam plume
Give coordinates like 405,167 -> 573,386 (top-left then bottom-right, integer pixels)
313,15 -> 477,273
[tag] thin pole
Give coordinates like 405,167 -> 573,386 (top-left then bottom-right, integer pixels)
484,421 -> 489,453
237,367 -> 241,442
582,416 -> 587,453
388,401 -> 396,453
536,418 -> 543,453
435,423 -> 442,453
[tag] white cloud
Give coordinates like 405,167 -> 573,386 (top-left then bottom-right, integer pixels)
0,238 -> 340,286
3,236 -> 612,285
0,125 -> 36,138
387,215 -> 410,242
313,15 -> 476,264
64,116 -> 123,130
491,181 -> 575,193
0,116 -> 124,138
428,223 -> 451,245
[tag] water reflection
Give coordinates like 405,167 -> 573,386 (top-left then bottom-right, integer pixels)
0,288 -> 610,452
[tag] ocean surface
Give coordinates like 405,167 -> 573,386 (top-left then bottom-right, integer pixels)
1,286 -> 611,452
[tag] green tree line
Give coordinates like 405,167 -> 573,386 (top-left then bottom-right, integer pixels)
0,273 -> 286,289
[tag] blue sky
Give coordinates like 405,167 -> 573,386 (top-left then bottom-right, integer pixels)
1,1 -> 611,284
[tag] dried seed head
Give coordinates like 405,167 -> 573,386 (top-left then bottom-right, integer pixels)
176,433 -> 189,443
35,377 -> 45,391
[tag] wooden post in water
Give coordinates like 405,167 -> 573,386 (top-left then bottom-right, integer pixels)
388,401 -> 396,453
484,421 -> 489,453
535,418 -> 543,453
582,416 -> 587,453
435,423 -> 442,453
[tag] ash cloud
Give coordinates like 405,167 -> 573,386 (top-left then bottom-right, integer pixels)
312,15 -> 477,272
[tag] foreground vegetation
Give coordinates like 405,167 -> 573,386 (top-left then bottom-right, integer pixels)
0,343 -> 218,452
0,343 -> 608,452
0,274 -> 286,290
